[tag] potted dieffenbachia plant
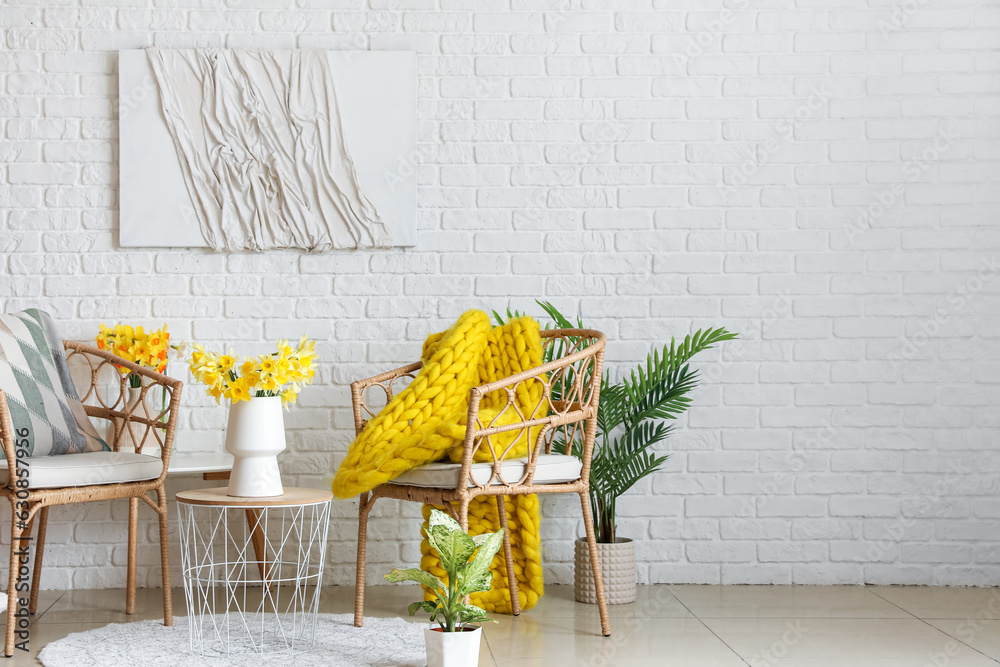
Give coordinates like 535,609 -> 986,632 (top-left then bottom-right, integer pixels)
495,301 -> 737,605
385,509 -> 504,667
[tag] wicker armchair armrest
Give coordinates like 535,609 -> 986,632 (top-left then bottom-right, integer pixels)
457,329 -> 606,490
0,391 -> 18,485
347,330 -> 606,491
350,361 -> 423,434
62,341 -> 183,482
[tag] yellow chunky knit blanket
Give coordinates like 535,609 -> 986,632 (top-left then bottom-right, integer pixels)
332,309 -> 547,613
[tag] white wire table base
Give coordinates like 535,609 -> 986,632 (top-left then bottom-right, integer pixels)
176,490 -> 332,658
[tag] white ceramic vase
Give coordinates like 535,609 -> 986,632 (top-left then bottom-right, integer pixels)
224,396 -> 286,497
574,536 -> 637,605
424,626 -> 482,667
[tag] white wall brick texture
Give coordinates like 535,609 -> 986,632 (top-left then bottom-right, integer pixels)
1,0 -> 998,591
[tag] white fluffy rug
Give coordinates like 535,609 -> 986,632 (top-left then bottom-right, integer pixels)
38,614 -> 425,667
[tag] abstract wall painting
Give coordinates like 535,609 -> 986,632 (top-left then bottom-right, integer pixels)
118,49 -> 416,251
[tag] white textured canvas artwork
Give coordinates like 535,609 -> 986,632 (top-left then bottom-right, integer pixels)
119,49 -> 417,251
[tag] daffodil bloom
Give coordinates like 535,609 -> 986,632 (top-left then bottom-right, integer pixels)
98,323 -> 175,380
219,354 -> 237,372
280,388 -> 298,406
188,338 -> 316,405
225,380 -> 252,403
258,357 -> 277,377
243,371 -> 261,389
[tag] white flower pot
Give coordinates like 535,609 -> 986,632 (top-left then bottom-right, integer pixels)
424,625 -> 482,667
574,536 -> 636,605
224,396 -> 286,497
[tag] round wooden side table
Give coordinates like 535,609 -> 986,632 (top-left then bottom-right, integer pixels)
175,487 -> 332,658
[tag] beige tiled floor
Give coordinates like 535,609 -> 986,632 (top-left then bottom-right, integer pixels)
9,584 -> 1000,665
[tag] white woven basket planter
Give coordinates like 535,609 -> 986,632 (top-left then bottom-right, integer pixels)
574,537 -> 636,605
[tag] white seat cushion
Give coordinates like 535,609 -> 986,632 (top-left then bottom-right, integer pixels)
0,451 -> 163,489
391,453 -> 582,489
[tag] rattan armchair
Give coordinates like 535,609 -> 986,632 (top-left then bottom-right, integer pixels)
350,328 -> 611,637
0,341 -> 182,656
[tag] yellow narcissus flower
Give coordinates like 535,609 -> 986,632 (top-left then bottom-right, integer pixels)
225,378 -> 253,403
243,371 -> 262,391
99,323 -> 174,376
272,358 -> 291,386
190,344 -> 206,366
258,356 -> 277,378
188,338 -> 316,406
201,371 -> 222,388
218,353 -> 237,372
131,342 -> 150,361
148,331 -> 166,349
207,384 -> 224,404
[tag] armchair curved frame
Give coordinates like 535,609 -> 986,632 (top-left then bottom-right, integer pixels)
350,328 -> 611,636
0,341 -> 182,656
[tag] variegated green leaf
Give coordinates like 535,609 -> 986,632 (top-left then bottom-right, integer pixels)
461,570 -> 494,595
428,509 -> 462,532
457,602 -> 497,625
408,600 -> 439,617
427,524 -> 477,576
384,568 -> 445,593
457,528 -> 504,596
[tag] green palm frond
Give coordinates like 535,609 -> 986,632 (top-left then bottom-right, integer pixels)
595,379 -> 628,434
494,301 -> 736,543
491,307 -> 526,326
579,420 -> 671,498
621,327 -> 738,428
537,300 -> 583,331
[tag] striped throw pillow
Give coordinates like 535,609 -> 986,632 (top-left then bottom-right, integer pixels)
0,310 -> 109,457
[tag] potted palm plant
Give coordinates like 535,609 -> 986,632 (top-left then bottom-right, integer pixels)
385,509 -> 504,667
497,302 -> 737,604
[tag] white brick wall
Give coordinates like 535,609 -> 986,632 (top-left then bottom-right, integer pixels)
1,0 -> 999,591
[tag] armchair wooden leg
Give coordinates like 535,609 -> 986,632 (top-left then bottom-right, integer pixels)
245,509 -> 269,584
28,507 -> 48,615
354,493 -> 375,628
126,497 -> 138,614
495,495 -> 521,616
155,487 -> 172,627
579,490 -> 611,637
457,499 -> 470,532
5,503 -> 32,657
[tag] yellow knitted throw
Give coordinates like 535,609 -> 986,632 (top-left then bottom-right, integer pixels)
332,309 -> 547,613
